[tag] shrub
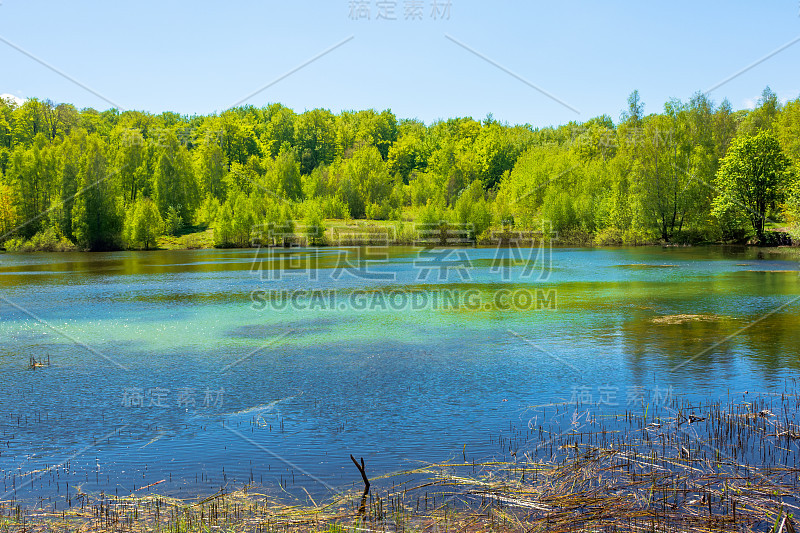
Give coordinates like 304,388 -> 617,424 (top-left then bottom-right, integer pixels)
365,202 -> 391,220
3,228 -> 76,252
595,227 -> 624,246
321,196 -> 350,219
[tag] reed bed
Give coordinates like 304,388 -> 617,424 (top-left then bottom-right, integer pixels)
2,384 -> 799,532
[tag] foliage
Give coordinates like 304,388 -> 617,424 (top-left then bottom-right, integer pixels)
783,176 -> 800,241
319,196 -> 351,219
453,180 -> 492,239
5,226 -> 75,252
164,205 -> 184,236
71,134 -> 121,250
124,197 -> 163,249
0,89 -> 797,251
303,199 -> 326,245
712,131 -> 792,241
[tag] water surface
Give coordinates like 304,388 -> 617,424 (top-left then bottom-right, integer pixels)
1,246 -> 798,503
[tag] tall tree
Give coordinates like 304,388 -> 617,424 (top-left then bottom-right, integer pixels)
52,129 -> 87,240
6,136 -> 57,238
72,135 -> 121,250
194,134 -> 227,199
114,128 -> 147,205
154,130 -> 198,222
295,108 -> 336,174
621,90 -> 644,124
124,197 -> 163,249
740,87 -> 781,135
775,98 -> 800,165
712,131 -> 792,241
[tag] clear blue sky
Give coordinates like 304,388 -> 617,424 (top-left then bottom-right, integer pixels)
1,0 -> 798,127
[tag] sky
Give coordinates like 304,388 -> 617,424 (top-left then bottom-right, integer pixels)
1,0 -> 799,127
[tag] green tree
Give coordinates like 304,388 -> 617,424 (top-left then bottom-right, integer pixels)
630,108 -> 705,241
51,129 -> 87,241
114,128 -> 147,205
328,145 -> 390,218
621,90 -> 644,124
0,179 -> 17,238
712,131 -> 792,241
153,130 -> 197,221
212,202 -> 234,247
194,134 -> 227,199
267,147 -> 302,200
12,99 -> 47,145
303,199 -> 325,245
230,192 -> 255,246
740,87 -> 781,135
295,108 -> 336,174
72,135 -> 121,250
775,98 -> 800,165
7,137 -> 57,238
124,197 -> 163,249
164,205 -> 184,236
262,104 -> 296,157
783,177 -> 800,241
276,203 -> 295,246
388,131 -> 425,183
475,122 -> 528,188
214,112 -> 261,166
454,180 -> 492,239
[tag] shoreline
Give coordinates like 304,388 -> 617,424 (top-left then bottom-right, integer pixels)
2,242 -> 798,255
1,229 -> 797,254
2,218 -> 796,254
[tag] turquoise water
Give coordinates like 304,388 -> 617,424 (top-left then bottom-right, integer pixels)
0,246 -> 798,502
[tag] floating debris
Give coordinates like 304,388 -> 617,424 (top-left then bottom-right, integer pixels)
651,314 -> 721,325
28,354 -> 51,370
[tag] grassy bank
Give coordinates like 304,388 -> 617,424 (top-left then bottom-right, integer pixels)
136,220 -> 800,251
159,218 -> 757,249
3,217 -> 797,253
155,226 -> 215,250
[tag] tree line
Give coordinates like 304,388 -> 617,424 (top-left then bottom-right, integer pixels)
0,87 -> 797,251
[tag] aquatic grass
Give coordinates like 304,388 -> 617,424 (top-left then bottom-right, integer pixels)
3,381 -> 799,531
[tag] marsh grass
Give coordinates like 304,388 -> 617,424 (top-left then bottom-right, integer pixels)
3,385 -> 799,532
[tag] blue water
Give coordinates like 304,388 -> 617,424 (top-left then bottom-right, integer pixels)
0,246 -> 798,503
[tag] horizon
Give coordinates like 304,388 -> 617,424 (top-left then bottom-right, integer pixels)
0,86 -> 787,129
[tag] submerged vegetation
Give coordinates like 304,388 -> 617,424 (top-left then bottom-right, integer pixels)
1,87 -> 799,251
3,384 -> 799,532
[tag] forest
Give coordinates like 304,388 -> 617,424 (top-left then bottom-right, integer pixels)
0,87 -> 798,251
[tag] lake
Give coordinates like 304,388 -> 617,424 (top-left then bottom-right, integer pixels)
1,245 -> 798,505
